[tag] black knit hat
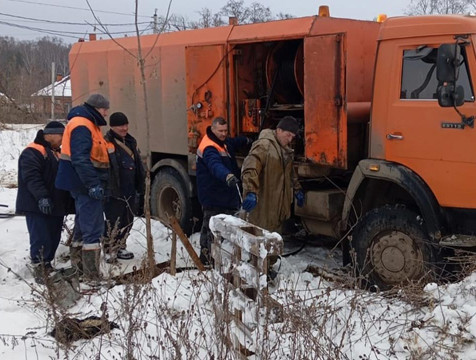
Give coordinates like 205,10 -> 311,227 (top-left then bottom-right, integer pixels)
109,112 -> 129,127
43,121 -> 65,135
277,116 -> 299,135
85,93 -> 110,109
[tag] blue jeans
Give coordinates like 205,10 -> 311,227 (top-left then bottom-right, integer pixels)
71,191 -> 104,250
26,213 -> 63,264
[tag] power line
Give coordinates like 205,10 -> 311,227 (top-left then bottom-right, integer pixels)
0,20 -> 154,39
6,0 -> 151,18
0,11 -> 151,26
0,20 -> 81,39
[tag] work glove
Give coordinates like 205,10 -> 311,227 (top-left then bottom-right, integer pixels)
242,192 -> 257,212
226,174 -> 239,188
88,185 -> 104,201
38,198 -> 53,215
295,190 -> 305,207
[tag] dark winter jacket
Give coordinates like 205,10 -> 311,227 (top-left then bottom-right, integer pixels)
16,130 -> 73,216
196,126 -> 248,210
104,129 -> 145,199
55,103 -> 109,193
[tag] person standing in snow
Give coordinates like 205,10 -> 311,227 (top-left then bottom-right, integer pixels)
16,121 -> 72,283
241,116 -> 304,233
196,116 -> 250,265
103,112 -> 145,263
55,94 -> 111,282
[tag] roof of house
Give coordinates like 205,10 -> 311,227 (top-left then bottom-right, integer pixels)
32,75 -> 71,97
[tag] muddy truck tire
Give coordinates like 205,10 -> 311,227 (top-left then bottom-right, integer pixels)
353,205 -> 439,290
151,168 -> 193,235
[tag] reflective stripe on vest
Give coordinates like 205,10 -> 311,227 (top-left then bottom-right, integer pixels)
106,141 -> 115,154
196,134 -> 229,158
26,142 -> 47,158
60,117 -> 110,168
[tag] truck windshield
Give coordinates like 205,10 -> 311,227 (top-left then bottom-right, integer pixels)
400,45 -> 474,101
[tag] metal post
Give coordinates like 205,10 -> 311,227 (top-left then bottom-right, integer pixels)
153,9 -> 158,34
51,62 -> 55,121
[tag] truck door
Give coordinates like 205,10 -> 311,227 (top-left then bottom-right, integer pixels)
304,33 -> 347,168
385,42 -> 476,208
185,44 -> 228,146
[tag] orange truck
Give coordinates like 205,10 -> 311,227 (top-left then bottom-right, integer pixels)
69,6 -> 476,288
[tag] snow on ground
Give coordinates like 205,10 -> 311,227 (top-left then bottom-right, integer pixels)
1,126 -> 476,359
0,124 -> 42,187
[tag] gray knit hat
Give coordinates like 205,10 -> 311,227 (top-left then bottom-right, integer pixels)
85,93 -> 110,109
43,121 -> 65,135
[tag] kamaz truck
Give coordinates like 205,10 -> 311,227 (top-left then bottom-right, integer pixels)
69,6 -> 476,288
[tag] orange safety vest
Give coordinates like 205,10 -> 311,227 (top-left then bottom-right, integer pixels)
196,134 -> 229,159
60,117 -> 112,168
26,142 -> 47,158
27,142 -> 61,160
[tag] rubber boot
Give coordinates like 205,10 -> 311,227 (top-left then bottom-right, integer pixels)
82,249 -> 101,282
30,262 -> 53,285
70,246 -> 83,276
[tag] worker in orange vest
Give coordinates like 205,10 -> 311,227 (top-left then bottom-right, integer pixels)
56,94 -> 112,282
196,116 -> 250,265
16,121 -> 73,284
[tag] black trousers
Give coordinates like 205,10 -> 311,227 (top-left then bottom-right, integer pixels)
199,208 -> 236,253
103,196 -> 135,253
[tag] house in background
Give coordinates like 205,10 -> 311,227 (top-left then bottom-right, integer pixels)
31,75 -> 72,120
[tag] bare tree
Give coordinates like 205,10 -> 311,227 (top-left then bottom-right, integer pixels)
467,0 -> 476,11
167,14 -> 189,31
406,0 -> 469,15
85,0 -> 172,279
248,2 -> 273,23
276,12 -> 295,20
0,36 -> 69,123
220,0 -> 251,23
188,1 -> 293,29
190,8 -> 225,28
212,13 -> 226,27
194,8 -> 214,28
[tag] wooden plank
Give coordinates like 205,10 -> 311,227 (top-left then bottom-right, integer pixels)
168,215 -> 206,272
211,216 -> 283,257
170,231 -> 177,276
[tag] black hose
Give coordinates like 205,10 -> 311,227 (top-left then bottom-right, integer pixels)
282,238 -> 306,257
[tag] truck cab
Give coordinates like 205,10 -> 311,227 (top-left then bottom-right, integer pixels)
341,15 -> 476,288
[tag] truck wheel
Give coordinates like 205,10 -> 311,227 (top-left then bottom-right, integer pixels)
353,205 -> 436,290
151,168 -> 193,235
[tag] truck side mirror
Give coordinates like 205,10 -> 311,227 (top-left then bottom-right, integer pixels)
438,84 -> 464,107
437,44 -> 460,82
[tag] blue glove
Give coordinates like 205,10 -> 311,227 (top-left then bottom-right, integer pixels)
88,185 -> 104,200
242,192 -> 257,212
295,190 -> 304,207
38,198 -> 53,215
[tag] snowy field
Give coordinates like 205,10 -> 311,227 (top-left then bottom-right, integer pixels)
1,125 -> 476,359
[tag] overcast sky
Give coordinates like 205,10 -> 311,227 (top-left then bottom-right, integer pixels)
1,0 -> 412,42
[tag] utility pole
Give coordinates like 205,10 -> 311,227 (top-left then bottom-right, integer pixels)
153,9 -> 158,34
51,62 -> 55,121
